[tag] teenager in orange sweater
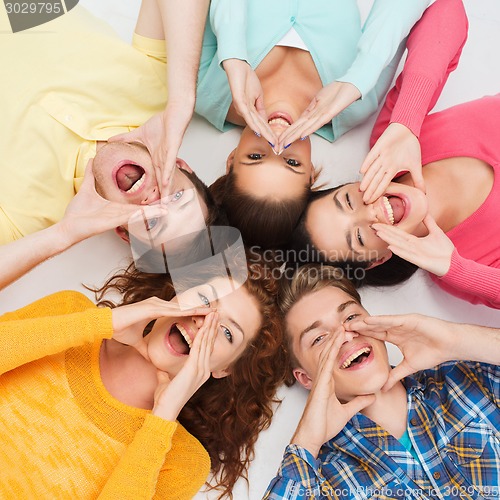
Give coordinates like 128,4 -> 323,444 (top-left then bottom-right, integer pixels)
0,167 -> 287,497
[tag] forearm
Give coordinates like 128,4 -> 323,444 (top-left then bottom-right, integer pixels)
160,0 -> 209,102
446,321 -> 500,366
0,222 -> 79,291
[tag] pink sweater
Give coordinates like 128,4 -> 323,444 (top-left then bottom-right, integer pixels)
372,0 -> 500,308
419,95 -> 500,308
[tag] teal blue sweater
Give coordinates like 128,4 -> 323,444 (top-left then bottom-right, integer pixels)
195,0 -> 430,141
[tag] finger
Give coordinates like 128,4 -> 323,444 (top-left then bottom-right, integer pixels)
411,168 -> 426,194
343,394 -> 376,416
372,223 -> 411,245
108,128 -> 142,144
317,330 -> 345,381
277,114 -> 313,152
248,109 -> 277,147
361,164 -> 390,203
156,370 -> 171,386
366,171 -> 393,205
360,148 -> 379,175
382,361 -> 413,392
422,213 -> 440,233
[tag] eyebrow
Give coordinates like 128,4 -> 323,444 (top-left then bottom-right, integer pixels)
332,191 -> 355,255
298,300 -> 359,344
238,160 -> 305,175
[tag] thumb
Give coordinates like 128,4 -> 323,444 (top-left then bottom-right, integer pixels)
156,370 -> 171,386
422,213 -> 440,233
382,362 -> 412,392
108,128 -> 142,144
412,169 -> 426,194
344,394 -> 376,417
255,95 -> 267,119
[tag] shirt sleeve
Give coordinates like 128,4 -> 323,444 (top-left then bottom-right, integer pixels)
437,249 -> 500,309
209,0 -> 249,66
98,415 -> 210,499
337,0 -> 430,98
132,32 -> 167,64
263,445 -> 337,499
0,291 -> 113,375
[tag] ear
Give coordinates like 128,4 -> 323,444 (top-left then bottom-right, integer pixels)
366,251 -> 393,270
175,158 -> 193,174
309,165 -> 316,186
293,368 -> 314,390
114,226 -> 130,243
211,368 -> 230,379
226,149 -> 236,174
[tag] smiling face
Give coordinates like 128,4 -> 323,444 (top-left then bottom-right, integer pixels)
145,277 -> 262,378
229,113 -> 314,200
305,181 -> 428,264
286,286 -> 390,402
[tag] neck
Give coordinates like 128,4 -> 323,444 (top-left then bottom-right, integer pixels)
360,381 -> 408,439
100,339 -> 158,409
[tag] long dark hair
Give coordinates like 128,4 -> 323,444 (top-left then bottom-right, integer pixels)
93,256 -> 287,498
291,186 -> 419,287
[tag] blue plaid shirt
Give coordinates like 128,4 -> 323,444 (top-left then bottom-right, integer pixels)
264,362 -> 500,499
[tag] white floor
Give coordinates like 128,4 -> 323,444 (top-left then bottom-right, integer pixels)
1,1 -> 500,498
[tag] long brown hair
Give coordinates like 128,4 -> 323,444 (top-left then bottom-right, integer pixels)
93,256 -> 287,497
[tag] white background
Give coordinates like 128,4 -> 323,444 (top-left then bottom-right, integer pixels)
1,1 -> 500,498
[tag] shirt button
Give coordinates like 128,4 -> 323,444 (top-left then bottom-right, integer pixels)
433,471 -> 441,480
410,418 -> 417,426
290,16 -> 296,22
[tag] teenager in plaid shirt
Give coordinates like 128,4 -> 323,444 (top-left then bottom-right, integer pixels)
264,264 -> 500,499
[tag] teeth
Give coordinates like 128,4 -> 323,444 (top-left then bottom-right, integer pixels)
126,173 -> 145,193
341,347 -> 371,369
382,196 -> 395,225
268,117 -> 290,127
176,324 -> 192,349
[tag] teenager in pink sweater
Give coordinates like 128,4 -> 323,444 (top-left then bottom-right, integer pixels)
291,0 -> 500,308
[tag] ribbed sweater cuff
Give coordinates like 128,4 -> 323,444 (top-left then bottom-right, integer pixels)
390,73 -> 437,138
439,249 -> 500,305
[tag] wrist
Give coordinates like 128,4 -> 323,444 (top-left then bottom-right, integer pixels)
290,430 -> 321,459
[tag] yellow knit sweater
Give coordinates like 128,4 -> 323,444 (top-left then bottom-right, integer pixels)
0,291 -> 210,499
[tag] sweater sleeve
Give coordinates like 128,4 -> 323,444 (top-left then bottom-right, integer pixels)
98,414 -> 210,499
210,0 -> 248,66
0,291 -> 113,375
337,0 -> 430,98
436,249 -> 500,309
388,0 -> 468,137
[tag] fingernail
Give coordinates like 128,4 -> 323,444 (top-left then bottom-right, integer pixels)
300,136 -> 308,141
254,131 -> 261,138
284,143 -> 292,150
268,141 -> 275,148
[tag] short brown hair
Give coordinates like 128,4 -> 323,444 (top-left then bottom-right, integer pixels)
278,264 -> 361,374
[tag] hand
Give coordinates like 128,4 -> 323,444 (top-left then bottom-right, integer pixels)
152,312 -> 219,421
108,99 -> 195,194
349,314 -> 457,391
360,123 -> 424,204
111,297 -> 213,360
373,214 -> 454,276
58,159 -> 142,245
222,59 -> 277,147
276,81 -> 361,153
291,330 -> 375,458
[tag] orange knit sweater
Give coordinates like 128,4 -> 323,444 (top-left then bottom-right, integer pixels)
0,291 -> 210,499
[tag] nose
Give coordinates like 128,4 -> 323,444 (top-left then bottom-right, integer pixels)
191,315 -> 206,330
141,187 -> 159,205
342,329 -> 359,344
360,201 -> 379,224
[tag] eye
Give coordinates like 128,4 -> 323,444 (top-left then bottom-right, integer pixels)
171,190 -> 184,202
346,193 -> 353,210
312,333 -> 326,346
356,228 -> 364,247
146,217 -> 158,231
221,325 -> 233,343
343,313 -> 360,324
248,153 -> 263,161
285,158 -> 301,167
197,292 -> 211,308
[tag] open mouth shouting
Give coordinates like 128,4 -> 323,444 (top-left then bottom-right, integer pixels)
381,195 -> 408,225
115,162 -> 146,194
339,345 -> 373,370
165,323 -> 194,356
268,112 -> 293,128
